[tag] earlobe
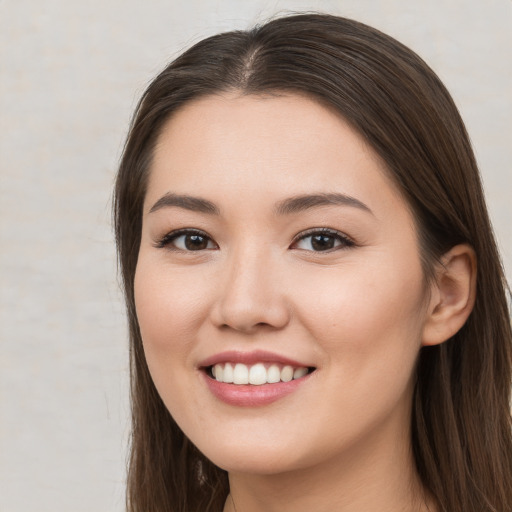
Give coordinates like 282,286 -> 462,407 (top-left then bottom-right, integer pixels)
422,244 -> 477,346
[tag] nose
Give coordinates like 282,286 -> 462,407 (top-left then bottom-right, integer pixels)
210,246 -> 291,334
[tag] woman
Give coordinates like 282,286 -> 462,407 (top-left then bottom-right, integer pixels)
114,13 -> 512,512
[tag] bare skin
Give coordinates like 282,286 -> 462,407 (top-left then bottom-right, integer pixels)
135,92 -> 474,512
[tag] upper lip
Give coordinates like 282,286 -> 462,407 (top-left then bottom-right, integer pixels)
199,350 -> 313,369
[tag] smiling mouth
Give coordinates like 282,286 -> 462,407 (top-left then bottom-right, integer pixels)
206,362 -> 316,385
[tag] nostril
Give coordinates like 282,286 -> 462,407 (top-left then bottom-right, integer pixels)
218,321 -> 278,334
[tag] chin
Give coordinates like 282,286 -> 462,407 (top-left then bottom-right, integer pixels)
192,428 -> 323,476
206,448 -> 303,475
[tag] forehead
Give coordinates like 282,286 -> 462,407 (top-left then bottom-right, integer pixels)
146,92 -> 407,218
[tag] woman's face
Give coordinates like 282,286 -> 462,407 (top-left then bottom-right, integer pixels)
135,93 -> 433,474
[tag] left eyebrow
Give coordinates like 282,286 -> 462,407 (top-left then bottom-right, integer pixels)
274,193 -> 373,216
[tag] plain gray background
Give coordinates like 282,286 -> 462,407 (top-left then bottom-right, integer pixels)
1,1 -> 511,510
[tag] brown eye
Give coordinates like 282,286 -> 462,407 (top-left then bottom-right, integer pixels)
310,234 -> 337,251
183,234 -> 210,250
156,230 -> 217,251
293,229 -> 354,252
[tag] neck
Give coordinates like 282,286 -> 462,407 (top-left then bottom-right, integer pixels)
223,417 -> 435,512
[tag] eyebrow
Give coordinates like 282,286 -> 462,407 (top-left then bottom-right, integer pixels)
274,193 -> 373,216
148,192 -> 372,216
149,193 -> 220,215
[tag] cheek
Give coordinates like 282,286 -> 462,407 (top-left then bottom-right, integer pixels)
133,259 -> 214,428
294,255 -> 427,376
133,259 -> 210,372
289,260 -> 427,450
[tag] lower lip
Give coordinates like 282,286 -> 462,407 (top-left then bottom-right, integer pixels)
202,372 -> 311,407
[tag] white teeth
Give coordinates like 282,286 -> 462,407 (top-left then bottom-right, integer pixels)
249,363 -> 267,385
280,365 -> 294,382
233,363 -> 249,384
267,364 -> 281,383
210,362 -> 311,385
293,367 -> 308,379
214,364 -> 223,382
223,363 -> 234,383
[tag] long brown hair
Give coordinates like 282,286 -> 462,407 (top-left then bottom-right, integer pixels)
114,13 -> 512,512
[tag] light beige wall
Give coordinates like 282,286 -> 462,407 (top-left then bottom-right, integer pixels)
1,1 -> 510,510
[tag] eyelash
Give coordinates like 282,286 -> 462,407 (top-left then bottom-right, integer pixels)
291,228 -> 355,252
154,229 -> 216,251
154,228 -> 355,253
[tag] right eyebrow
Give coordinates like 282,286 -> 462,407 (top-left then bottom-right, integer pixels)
148,193 -> 220,215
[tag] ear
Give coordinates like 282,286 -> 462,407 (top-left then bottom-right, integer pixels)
422,244 -> 477,346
